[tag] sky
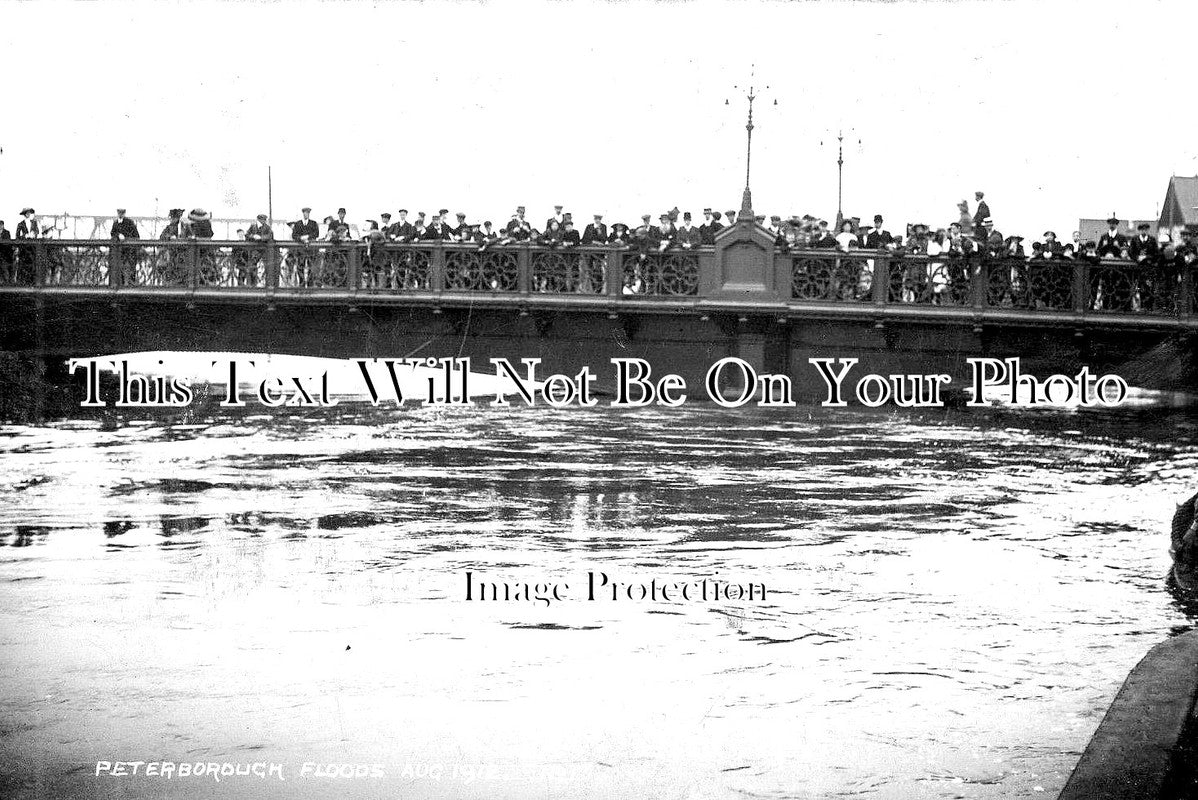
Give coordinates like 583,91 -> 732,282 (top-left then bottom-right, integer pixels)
1,0 -> 1196,240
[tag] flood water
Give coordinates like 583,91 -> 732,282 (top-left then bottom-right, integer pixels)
2,403 -> 1198,799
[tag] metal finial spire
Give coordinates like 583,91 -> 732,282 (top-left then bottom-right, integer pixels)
729,66 -> 771,221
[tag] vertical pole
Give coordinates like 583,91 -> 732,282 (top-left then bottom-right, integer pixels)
836,131 -> 844,231
268,166 -> 273,228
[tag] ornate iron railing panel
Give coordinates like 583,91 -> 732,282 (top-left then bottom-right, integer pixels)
531,251 -> 607,294
444,249 -> 518,292
44,242 -> 111,286
279,246 -> 352,290
361,245 -> 432,291
791,253 -> 874,302
1088,261 -> 1177,314
984,259 -> 1073,310
195,244 -> 240,288
885,256 -> 970,306
621,253 -> 699,296
139,244 -> 193,287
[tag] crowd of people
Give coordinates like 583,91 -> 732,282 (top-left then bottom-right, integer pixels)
0,192 -> 1188,263
3,194 -> 1194,301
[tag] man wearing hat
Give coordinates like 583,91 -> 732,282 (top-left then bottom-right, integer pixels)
582,214 -> 608,246
498,214 -> 524,244
545,205 -> 565,231
476,221 -> 498,252
972,192 -> 990,232
811,220 -> 836,249
241,214 -> 274,287
724,210 -> 738,226
699,209 -> 716,244
505,206 -> 527,235
630,214 -> 658,259
422,212 -> 452,241
388,210 -> 415,243
657,213 -> 677,252
1041,230 -> 1061,258
1128,222 -> 1159,263
110,208 -> 140,242
287,208 -> 319,287
247,214 -> 273,244
560,218 -> 581,249
453,212 -> 471,241
109,209 -> 141,286
677,212 -> 702,250
291,207 -> 319,243
863,215 -> 892,249
1098,216 -> 1126,259
973,217 -> 999,248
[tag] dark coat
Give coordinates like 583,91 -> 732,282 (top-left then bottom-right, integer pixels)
700,221 -> 724,245
1098,231 -> 1127,258
246,222 -> 274,242
387,221 -> 416,242
581,223 -> 608,245
863,230 -> 892,249
1128,235 -> 1159,262
972,200 -> 990,228
291,219 -> 319,242
561,230 -> 581,247
186,219 -> 214,239
111,217 -> 140,240
676,226 -> 703,248
16,219 -> 39,239
421,223 -> 453,241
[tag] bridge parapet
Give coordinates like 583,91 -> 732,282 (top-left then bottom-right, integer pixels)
0,238 -> 1193,324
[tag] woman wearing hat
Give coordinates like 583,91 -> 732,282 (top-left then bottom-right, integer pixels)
185,209 -> 214,240
607,223 -> 630,247
14,209 -> 41,285
160,209 -> 186,241
183,209 -> 219,285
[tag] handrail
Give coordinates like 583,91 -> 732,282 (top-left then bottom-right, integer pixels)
0,239 -> 1193,321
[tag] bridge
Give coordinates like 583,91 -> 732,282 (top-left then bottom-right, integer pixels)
1,218 -> 1195,417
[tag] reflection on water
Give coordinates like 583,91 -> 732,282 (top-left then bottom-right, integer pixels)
1,404 -> 1198,799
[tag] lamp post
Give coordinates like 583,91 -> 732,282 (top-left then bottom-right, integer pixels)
822,128 -> 860,230
726,66 -> 775,223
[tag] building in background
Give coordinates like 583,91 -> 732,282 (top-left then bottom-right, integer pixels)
1076,217 -> 1156,244
1158,175 -> 1198,241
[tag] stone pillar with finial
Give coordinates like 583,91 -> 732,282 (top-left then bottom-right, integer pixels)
707,67 -> 783,303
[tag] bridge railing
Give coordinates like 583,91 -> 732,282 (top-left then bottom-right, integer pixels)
780,249 -> 1196,317
1,238 -> 1193,319
0,239 -> 707,299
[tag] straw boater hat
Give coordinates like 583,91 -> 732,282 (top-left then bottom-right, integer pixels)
188,209 -> 211,223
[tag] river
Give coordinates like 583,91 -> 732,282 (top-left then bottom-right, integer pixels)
1,403 -> 1196,799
